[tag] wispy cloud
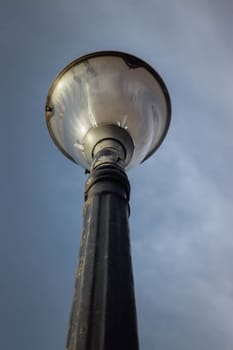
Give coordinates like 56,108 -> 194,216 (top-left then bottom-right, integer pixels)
131,136 -> 233,348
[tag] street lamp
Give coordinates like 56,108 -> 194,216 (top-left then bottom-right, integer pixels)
45,51 -> 171,350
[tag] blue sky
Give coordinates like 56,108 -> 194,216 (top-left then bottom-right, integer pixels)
1,1 -> 233,349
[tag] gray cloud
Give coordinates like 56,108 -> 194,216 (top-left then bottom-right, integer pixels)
131,136 -> 233,349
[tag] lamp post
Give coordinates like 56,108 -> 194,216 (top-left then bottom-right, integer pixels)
45,51 -> 171,350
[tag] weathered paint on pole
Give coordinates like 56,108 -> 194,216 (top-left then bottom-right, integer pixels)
66,164 -> 139,350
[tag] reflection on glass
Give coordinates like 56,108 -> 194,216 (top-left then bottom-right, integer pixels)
46,53 -> 170,170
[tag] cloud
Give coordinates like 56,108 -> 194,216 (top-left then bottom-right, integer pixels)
130,137 -> 233,349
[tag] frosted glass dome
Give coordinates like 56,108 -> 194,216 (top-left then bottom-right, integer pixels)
45,51 -> 171,170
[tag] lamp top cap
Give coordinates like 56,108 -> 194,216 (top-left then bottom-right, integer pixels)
45,50 -> 171,170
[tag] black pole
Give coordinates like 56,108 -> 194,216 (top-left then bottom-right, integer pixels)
66,162 -> 139,350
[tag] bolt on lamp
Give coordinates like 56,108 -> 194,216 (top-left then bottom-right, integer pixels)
45,51 -> 171,350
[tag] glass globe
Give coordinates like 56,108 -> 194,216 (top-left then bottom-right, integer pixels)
45,51 -> 171,170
